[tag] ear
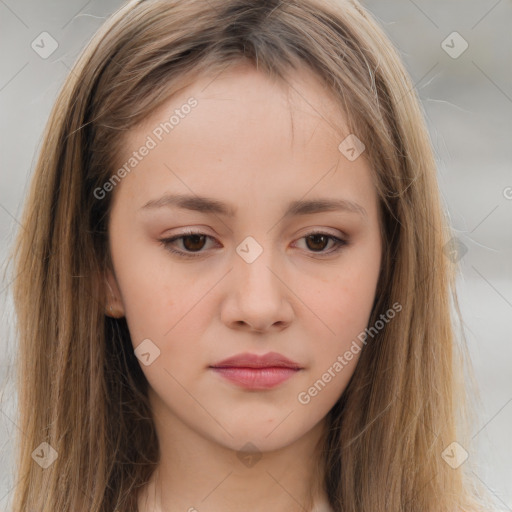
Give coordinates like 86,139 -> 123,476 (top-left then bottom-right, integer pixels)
104,267 -> 125,318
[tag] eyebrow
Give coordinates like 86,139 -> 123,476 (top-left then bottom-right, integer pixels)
140,193 -> 367,219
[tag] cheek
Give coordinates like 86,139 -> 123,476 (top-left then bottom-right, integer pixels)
295,283 -> 369,412
108,225 -> 183,346
300,244 -> 380,394
303,247 -> 381,340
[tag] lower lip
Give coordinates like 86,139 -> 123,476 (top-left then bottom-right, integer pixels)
210,367 -> 300,389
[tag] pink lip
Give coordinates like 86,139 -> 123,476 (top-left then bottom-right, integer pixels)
210,352 -> 302,390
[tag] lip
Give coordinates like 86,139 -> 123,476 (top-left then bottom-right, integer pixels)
211,351 -> 302,369
210,351 -> 303,390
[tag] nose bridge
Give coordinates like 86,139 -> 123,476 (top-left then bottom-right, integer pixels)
232,231 -> 292,325
228,232 -> 292,326
234,234 -> 280,292
219,220 -> 296,332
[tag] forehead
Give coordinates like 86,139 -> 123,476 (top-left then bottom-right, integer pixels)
110,62 -> 377,222
129,61 -> 349,149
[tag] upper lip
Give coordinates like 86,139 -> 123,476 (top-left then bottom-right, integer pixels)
210,351 -> 302,369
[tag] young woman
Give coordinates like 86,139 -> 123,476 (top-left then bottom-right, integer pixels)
9,0 -> 493,510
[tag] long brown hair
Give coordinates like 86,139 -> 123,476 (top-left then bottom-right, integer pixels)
8,0 -> 491,510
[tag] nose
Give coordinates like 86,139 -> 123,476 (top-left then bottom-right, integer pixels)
220,243 -> 294,333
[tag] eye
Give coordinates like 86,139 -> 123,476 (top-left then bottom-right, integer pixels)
159,229 -> 217,259
159,229 -> 348,259
292,230 -> 348,256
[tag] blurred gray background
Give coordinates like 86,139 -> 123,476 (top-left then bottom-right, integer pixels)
0,0 -> 511,510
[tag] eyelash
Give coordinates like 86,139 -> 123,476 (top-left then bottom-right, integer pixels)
158,229 -> 348,259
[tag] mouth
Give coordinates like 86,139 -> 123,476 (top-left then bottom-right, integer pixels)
209,352 -> 303,390
210,366 -> 301,389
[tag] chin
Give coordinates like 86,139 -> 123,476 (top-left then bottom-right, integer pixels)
208,416 -> 322,453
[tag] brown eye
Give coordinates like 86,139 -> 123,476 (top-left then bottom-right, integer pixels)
181,234 -> 207,252
160,230 -> 347,259
159,231 -> 217,258
294,231 -> 348,257
305,234 -> 330,252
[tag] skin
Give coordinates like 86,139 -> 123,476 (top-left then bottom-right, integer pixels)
104,61 -> 382,512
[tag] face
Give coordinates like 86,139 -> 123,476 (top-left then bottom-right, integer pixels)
104,62 -> 382,453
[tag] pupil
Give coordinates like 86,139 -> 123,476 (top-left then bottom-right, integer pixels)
307,234 -> 327,251
183,235 -> 205,251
